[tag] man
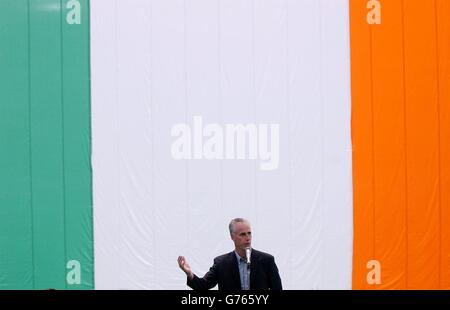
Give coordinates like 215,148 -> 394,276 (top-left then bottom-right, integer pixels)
177,218 -> 282,290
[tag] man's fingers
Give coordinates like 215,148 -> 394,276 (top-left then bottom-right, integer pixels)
177,256 -> 185,268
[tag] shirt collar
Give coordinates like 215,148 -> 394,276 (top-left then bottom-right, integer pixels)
234,251 -> 246,263
234,249 -> 252,263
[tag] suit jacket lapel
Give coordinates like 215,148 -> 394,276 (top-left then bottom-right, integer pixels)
229,252 -> 242,289
249,250 -> 258,289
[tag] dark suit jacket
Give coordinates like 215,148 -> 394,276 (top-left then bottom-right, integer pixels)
187,249 -> 282,290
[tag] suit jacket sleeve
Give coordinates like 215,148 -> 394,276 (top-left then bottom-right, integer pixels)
186,258 -> 219,290
268,256 -> 282,290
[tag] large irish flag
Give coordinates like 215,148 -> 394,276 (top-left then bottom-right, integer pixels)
0,0 -> 449,290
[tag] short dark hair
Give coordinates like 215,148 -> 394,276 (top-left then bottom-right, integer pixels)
229,218 -> 250,234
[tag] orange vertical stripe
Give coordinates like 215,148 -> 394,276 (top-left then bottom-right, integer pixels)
351,0 -> 450,289
350,0 -> 374,290
370,0 -> 407,289
437,0 -> 450,290
403,0 -> 440,289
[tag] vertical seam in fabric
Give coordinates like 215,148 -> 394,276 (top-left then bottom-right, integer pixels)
217,0 -> 223,223
114,0 -> 123,287
369,20 -> 376,270
87,0 -> 95,289
318,0 -> 324,289
285,0 -> 293,289
150,0 -> 155,286
252,0 -> 258,229
27,0 -> 36,290
183,0 -> 190,253
401,0 -> 409,289
60,0 -> 68,290
433,0 -> 442,289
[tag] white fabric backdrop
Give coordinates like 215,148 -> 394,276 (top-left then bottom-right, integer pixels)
91,0 -> 353,289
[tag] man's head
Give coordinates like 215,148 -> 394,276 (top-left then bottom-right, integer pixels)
229,218 -> 252,253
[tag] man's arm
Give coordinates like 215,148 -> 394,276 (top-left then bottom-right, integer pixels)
187,259 -> 219,290
178,256 -> 219,290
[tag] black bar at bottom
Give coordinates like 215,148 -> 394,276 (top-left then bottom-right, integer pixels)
1,290 -> 450,307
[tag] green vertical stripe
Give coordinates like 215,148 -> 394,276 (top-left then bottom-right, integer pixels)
62,0 -> 94,290
30,0 -> 66,290
0,0 -> 93,289
0,0 -> 34,290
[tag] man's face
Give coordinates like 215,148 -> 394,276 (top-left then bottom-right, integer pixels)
231,222 -> 252,251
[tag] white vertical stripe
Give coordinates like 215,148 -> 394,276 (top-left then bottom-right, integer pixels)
288,0 -> 324,289
91,0 -> 120,289
184,0 -> 224,280
92,0 -> 353,289
320,0 -> 353,289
